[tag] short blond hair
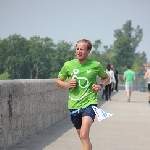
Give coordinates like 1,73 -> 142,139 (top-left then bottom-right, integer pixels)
76,39 -> 92,50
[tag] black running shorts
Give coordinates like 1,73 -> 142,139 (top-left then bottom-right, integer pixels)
70,104 -> 97,129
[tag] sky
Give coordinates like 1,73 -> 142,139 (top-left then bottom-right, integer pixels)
0,0 -> 150,61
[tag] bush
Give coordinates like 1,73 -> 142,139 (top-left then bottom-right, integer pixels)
0,72 -> 10,80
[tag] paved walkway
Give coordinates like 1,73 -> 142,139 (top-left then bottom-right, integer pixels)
9,90 -> 150,150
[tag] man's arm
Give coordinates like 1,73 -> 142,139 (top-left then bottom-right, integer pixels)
56,78 -> 76,88
123,75 -> 126,81
117,74 -> 119,80
133,74 -> 136,81
97,63 -> 110,86
144,71 -> 150,80
92,74 -> 110,93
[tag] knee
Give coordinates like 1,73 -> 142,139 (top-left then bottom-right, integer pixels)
80,131 -> 88,141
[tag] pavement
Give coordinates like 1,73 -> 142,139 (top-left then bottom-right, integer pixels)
8,88 -> 150,150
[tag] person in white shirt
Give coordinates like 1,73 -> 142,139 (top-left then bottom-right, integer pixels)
144,63 -> 150,106
105,64 -> 116,101
111,65 -> 119,92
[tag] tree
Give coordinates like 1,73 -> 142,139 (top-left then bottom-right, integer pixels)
132,52 -> 147,73
49,40 -> 75,78
27,36 -> 55,79
0,34 -> 28,79
89,40 -> 101,62
0,38 -> 8,74
113,20 -> 143,71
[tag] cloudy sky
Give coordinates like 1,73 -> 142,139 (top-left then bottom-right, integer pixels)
0,0 -> 150,61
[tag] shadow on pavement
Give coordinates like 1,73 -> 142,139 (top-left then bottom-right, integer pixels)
9,117 -> 74,150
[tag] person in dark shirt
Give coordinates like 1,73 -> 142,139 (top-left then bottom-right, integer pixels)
111,65 -> 119,92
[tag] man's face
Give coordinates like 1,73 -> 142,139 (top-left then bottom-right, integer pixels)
76,42 -> 90,61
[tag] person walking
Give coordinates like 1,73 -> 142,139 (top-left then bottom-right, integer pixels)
143,63 -> 150,106
105,64 -> 116,101
56,39 -> 109,150
111,64 -> 119,92
123,65 -> 136,102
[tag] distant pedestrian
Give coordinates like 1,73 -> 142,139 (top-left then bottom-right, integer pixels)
143,63 -> 150,106
123,65 -> 136,102
111,65 -> 119,92
105,64 -> 116,101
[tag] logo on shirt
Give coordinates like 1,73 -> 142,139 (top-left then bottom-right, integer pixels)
87,70 -> 91,73
69,68 -> 90,101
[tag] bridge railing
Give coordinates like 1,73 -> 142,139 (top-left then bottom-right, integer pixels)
0,79 -> 69,150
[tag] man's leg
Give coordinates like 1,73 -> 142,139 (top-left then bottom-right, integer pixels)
125,83 -> 130,102
71,112 -> 83,149
76,129 -> 83,150
115,79 -> 118,91
126,91 -> 131,101
148,92 -> 150,106
79,116 -> 93,150
148,84 -> 150,105
76,127 -> 92,150
102,89 -> 104,99
111,82 -> 114,91
105,85 -> 108,101
128,83 -> 133,101
71,106 -> 95,150
108,84 -> 111,100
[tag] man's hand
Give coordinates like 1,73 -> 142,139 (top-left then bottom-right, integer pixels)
92,84 -> 101,93
123,75 -> 126,81
56,78 -> 76,88
68,79 -> 76,88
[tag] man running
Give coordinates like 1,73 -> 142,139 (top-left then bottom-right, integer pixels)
56,39 -> 109,150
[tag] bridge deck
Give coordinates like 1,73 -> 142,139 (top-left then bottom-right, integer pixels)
9,89 -> 150,150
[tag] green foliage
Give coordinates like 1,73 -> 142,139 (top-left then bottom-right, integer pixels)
112,20 -> 146,71
0,72 -> 10,80
0,20 -> 147,79
132,62 -> 141,72
92,40 -> 101,51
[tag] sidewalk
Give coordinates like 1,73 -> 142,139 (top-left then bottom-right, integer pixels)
8,90 -> 150,150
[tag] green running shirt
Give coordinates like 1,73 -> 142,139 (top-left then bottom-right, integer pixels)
58,59 -> 107,109
124,69 -> 135,83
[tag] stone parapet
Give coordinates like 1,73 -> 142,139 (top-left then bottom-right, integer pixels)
0,79 -> 69,150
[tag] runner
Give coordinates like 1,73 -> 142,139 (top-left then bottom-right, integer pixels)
56,39 -> 109,150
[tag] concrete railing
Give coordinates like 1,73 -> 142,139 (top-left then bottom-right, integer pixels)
0,79 -> 69,150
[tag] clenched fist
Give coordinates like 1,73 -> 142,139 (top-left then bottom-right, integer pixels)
92,84 -> 101,93
68,79 -> 76,88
